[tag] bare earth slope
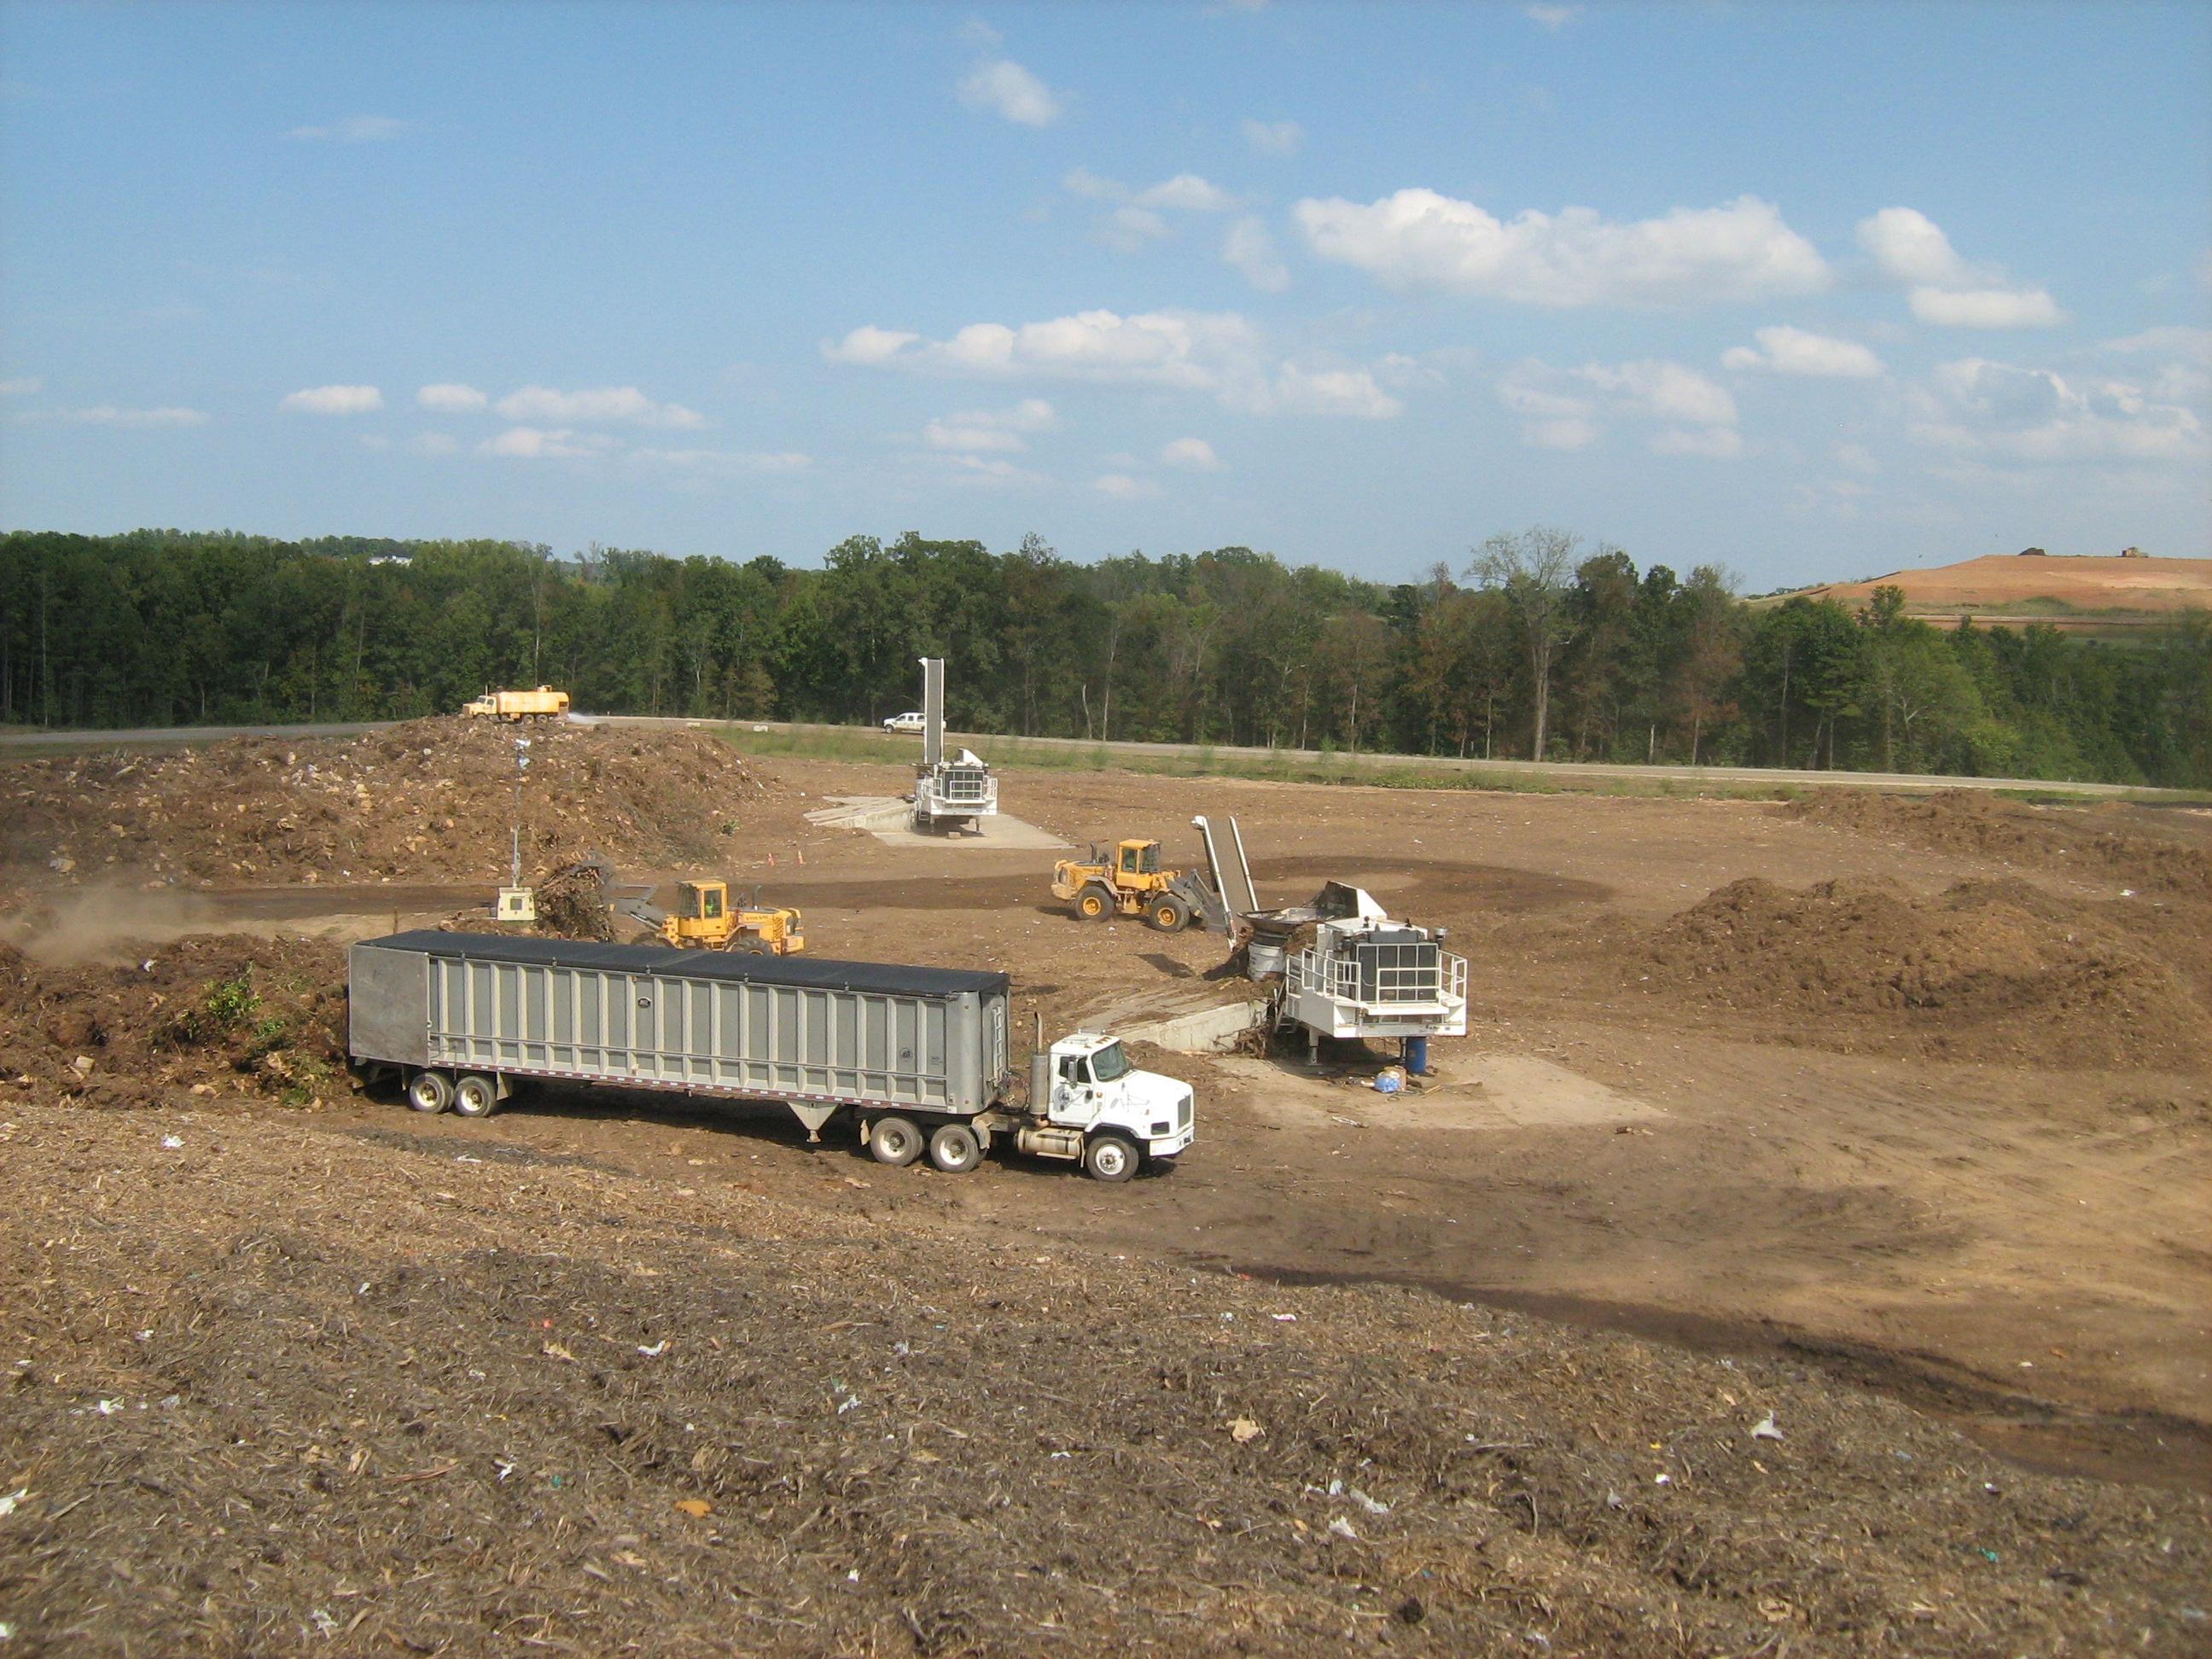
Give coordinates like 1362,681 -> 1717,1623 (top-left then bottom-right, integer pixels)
1,1100 -> 2203,1656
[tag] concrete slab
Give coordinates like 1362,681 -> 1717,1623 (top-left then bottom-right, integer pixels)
804,795 -> 1070,849
1212,1051 -> 1663,1133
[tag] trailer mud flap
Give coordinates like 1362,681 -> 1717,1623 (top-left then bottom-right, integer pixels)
789,1102 -> 838,1142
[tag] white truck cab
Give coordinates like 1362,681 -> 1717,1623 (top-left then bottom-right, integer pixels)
1032,1032 -> 1194,1180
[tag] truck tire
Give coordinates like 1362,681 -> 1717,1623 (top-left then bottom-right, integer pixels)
1077,886 -> 1112,921
1085,1133 -> 1138,1183
1146,897 -> 1185,932
870,1115 -> 923,1167
406,1070 -> 453,1114
451,1073 -> 500,1119
927,1122 -> 981,1174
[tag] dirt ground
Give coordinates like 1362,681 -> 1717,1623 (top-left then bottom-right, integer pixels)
4,739 -> 2211,1650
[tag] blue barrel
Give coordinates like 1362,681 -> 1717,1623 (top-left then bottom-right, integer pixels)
1404,1035 -> 1430,1075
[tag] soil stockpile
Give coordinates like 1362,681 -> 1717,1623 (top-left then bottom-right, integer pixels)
1,1099 -> 2203,1657
1784,789 -> 2212,900
1627,876 -> 2209,1068
0,718 -> 783,889
0,936 -> 349,1110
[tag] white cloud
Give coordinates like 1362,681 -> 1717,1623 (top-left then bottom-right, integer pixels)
1721,324 -> 1884,379
940,453 -> 1050,488
416,382 -> 487,412
480,427 -> 620,459
1499,357 -> 1738,455
960,16 -> 1002,49
1908,287 -> 2064,329
286,115 -> 410,143
825,326 -> 920,365
409,431 -> 460,456
1067,169 -> 1237,250
494,385 -> 702,427
1257,363 -> 1402,419
1856,207 -> 1970,286
1573,359 -> 1737,428
0,376 -> 42,397
1650,426 -> 1743,458
1223,217 -> 1290,292
1091,472 -> 1159,499
827,308 -> 1400,418
958,59 -> 1062,126
631,447 -> 812,473
1524,4 -> 1580,28
1242,119 -> 1302,156
2102,326 -> 2212,402
56,405 -> 209,427
1295,189 -> 1829,307
281,383 -> 382,415
1857,207 -> 2064,329
923,398 -> 1058,453
1161,436 -> 1222,470
1098,206 -> 1171,253
1907,357 -> 2205,463
2103,325 -> 2212,363
1136,173 -> 1236,212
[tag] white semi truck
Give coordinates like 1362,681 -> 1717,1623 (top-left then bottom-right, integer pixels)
347,931 -> 1192,1181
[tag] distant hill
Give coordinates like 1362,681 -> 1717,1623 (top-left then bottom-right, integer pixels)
1774,551 -> 2212,639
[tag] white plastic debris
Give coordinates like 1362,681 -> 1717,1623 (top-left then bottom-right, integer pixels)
1751,1415 -> 1784,1441
637,1341 -> 668,1357
1348,1487 -> 1391,1516
160,1135 -> 183,1150
0,1488 -> 26,1517
1328,1516 -> 1360,1540
310,1610 -> 339,1637
96,1399 -> 122,1416
1653,1472 -> 1672,1486
1271,1313 -> 1297,1323
836,1394 -> 860,1414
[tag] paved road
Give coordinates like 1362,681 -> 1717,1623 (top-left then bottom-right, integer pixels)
2,713 -> 2182,799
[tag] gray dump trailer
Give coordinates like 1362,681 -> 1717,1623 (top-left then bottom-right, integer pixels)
347,931 -> 1194,1180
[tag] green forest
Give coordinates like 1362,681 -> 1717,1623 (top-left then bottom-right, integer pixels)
3,527 -> 2207,788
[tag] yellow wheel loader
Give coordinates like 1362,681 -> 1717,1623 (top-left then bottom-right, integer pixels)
559,857 -> 805,954
1051,839 -> 1229,934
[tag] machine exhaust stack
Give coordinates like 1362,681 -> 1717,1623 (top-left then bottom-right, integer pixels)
921,655 -> 946,770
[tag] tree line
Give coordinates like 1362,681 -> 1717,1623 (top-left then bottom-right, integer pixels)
3,526 -> 2206,787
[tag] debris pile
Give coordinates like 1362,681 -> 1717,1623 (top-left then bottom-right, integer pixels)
0,936 -> 348,1109
1,717 -> 784,889
1633,876 -> 2208,1068
1784,789 -> 2212,899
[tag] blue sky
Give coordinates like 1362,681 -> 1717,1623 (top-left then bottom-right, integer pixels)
3,0 -> 2207,591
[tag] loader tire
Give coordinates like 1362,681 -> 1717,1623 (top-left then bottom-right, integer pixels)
1146,897 -> 1186,933
1076,887 -> 1112,921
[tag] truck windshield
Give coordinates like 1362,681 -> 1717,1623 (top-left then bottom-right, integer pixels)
1089,1041 -> 1131,1083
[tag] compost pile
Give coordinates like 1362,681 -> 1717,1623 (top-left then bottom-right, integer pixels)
0,718 -> 785,888
1784,789 -> 2212,899
0,935 -> 348,1110
1,1100 -> 2203,1657
1629,875 -> 2209,1068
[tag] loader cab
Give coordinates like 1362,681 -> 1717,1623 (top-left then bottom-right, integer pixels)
1116,840 -> 1161,881
678,881 -> 727,922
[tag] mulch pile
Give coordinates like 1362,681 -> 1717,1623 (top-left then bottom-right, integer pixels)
1,1097 -> 2203,1656
0,936 -> 349,1111
1627,876 -> 2209,1069
0,717 -> 784,889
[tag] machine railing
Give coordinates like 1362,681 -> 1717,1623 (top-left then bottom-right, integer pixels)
1287,945 -> 1468,1009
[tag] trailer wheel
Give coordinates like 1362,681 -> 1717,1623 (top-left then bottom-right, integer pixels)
870,1115 -> 923,1167
1084,1134 -> 1137,1183
451,1073 -> 500,1119
1076,887 -> 1112,921
927,1122 -> 981,1174
406,1070 -> 453,1114
1146,898 -> 1186,933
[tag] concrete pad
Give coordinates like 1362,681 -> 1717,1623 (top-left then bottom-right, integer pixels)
1212,1051 -> 1663,1133
804,795 -> 1069,849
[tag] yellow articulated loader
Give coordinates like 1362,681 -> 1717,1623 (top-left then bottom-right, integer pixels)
1051,838 -> 1230,934
558,856 -> 805,955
